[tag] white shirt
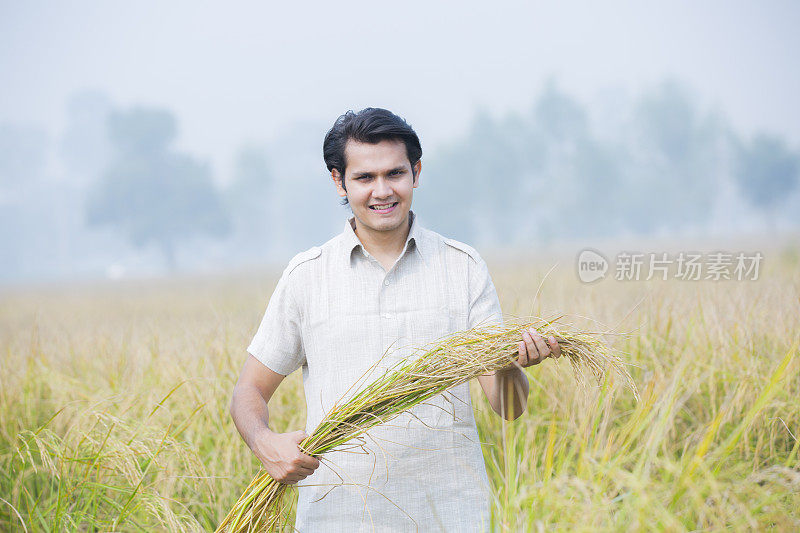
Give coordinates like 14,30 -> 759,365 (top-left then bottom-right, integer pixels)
248,212 -> 503,532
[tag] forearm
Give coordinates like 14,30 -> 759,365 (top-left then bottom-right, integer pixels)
229,379 -> 320,482
484,366 -> 529,420
229,384 -> 276,450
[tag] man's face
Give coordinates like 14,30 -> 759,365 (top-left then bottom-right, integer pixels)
332,139 -> 421,235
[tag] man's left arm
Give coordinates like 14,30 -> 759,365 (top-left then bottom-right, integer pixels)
477,329 -> 561,420
465,251 -> 561,420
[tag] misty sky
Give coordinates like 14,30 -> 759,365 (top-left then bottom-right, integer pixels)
2,0 -> 799,180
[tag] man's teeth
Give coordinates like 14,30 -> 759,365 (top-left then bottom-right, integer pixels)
370,203 -> 396,210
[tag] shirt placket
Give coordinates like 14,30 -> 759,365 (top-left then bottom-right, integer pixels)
357,248 -> 397,363
362,245 -> 412,365
379,265 -> 400,362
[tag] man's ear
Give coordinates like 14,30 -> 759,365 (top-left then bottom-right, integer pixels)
332,169 -> 347,198
412,160 -> 422,188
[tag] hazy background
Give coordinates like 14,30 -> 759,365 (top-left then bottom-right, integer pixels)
2,0 -> 799,283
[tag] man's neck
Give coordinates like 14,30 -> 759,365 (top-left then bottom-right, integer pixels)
353,215 -> 411,268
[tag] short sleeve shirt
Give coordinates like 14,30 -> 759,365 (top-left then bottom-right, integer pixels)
247,211 -> 503,532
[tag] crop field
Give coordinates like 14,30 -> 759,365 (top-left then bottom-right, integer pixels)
1,248 -> 799,532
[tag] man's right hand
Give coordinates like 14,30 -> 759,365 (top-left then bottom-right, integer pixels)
253,428 -> 321,484
229,356 -> 320,484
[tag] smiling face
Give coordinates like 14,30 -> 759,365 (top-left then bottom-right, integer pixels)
332,138 -> 421,238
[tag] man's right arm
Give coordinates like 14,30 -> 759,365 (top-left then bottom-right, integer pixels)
229,355 -> 320,484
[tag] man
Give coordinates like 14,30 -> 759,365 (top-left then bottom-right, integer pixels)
230,108 -> 560,531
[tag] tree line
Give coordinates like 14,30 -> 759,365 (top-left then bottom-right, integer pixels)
0,81 -> 797,282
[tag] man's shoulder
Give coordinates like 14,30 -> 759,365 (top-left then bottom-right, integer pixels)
282,232 -> 343,277
420,226 -> 483,264
442,237 -> 482,263
283,246 -> 322,277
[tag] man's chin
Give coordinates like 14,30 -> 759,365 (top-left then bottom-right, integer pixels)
358,209 -> 407,233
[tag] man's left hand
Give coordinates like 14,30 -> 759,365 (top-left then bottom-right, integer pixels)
516,327 -> 561,367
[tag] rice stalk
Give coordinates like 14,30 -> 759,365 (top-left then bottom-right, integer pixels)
216,319 -> 638,532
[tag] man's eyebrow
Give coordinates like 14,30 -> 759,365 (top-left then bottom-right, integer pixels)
351,167 -> 407,178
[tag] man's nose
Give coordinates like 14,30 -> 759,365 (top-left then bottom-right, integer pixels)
372,177 -> 392,198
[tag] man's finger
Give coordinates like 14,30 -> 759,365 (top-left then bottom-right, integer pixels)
300,455 -> 320,469
532,333 -> 550,359
523,330 -> 541,365
548,336 -> 561,358
297,466 -> 316,476
517,340 -> 529,367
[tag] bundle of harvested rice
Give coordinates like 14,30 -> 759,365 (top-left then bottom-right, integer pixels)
216,319 -> 638,533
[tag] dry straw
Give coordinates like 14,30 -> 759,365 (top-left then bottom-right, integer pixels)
216,319 -> 638,532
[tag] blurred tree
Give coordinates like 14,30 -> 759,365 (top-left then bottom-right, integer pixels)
56,91 -> 114,276
60,91 -> 112,188
734,134 -> 799,223
534,80 -> 588,145
224,147 -> 273,259
414,136 -> 479,243
86,107 -> 230,271
564,138 -> 626,238
530,83 -> 602,241
626,81 -> 717,233
419,109 -> 546,244
227,147 -> 272,214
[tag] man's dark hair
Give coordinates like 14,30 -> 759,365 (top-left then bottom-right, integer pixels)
323,108 -> 422,194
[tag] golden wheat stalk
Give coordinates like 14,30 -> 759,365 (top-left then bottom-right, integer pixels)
216,319 -> 638,533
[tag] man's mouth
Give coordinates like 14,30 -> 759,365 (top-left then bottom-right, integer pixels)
369,202 -> 398,213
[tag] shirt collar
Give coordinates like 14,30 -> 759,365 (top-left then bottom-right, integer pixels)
342,210 -> 428,267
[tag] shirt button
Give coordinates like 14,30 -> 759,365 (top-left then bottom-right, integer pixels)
384,280 -> 390,286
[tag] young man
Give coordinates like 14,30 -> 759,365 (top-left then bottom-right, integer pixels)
230,108 -> 560,531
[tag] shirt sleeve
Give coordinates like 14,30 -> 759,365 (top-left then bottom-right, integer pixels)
467,253 -> 504,329
246,269 -> 307,376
